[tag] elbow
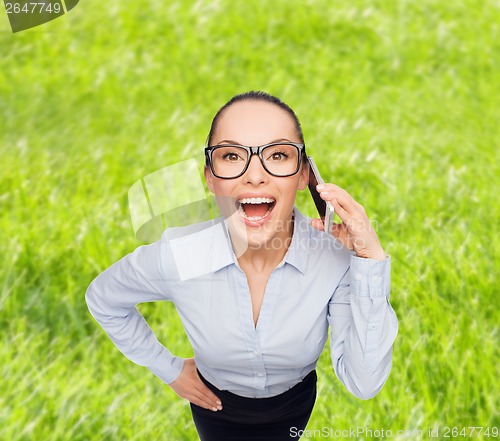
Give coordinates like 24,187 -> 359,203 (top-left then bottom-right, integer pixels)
354,357 -> 393,400
358,359 -> 392,400
84,280 -> 99,317
85,283 -> 91,307
334,363 -> 386,400
348,372 -> 389,400
335,351 -> 393,401
84,278 -> 128,325
354,384 -> 384,401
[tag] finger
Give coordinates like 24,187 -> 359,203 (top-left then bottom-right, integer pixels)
205,389 -> 223,408
317,182 -> 352,197
193,397 -> 218,411
195,383 -> 223,410
194,371 -> 223,408
311,217 -> 343,242
331,198 -> 346,218
332,199 -> 371,240
316,183 -> 351,199
330,222 -> 342,239
330,198 -> 354,227
310,218 -> 324,231
317,184 -> 365,214
191,389 -> 220,411
317,189 -> 357,216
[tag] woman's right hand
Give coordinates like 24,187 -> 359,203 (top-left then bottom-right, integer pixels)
168,358 -> 223,412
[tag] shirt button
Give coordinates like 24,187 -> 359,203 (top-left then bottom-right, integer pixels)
253,351 -> 260,357
354,273 -> 362,281
257,373 -> 265,377
372,275 -> 381,284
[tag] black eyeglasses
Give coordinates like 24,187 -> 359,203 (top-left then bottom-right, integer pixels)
204,142 -> 306,179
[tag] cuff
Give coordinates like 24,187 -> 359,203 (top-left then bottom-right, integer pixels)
146,347 -> 185,385
350,254 -> 391,299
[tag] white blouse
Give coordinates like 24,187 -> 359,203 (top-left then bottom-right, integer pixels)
85,206 -> 398,399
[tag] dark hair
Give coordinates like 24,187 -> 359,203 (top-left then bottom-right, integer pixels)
205,91 -> 306,165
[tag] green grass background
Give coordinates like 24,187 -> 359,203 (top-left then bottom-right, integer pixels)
1,0 -> 499,440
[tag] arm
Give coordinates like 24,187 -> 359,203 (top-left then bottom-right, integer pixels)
84,240 -> 185,385
328,254 -> 398,400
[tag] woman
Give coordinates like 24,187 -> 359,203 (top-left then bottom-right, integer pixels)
85,91 -> 399,441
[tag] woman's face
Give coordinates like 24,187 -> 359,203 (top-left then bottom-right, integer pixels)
204,100 -> 308,250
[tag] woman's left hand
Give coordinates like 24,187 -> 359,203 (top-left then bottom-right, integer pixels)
310,183 -> 387,261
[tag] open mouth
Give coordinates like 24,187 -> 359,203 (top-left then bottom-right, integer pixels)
236,197 -> 276,221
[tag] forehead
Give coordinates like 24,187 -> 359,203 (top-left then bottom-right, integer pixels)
212,100 -> 297,145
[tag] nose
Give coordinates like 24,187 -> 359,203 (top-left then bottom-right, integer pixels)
243,154 -> 268,185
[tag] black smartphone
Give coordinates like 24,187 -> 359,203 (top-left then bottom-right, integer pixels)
307,156 -> 334,234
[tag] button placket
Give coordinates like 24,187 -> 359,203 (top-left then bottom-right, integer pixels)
234,269 -> 266,389
352,271 -> 363,295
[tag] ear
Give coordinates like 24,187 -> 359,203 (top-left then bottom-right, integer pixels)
204,165 -> 215,194
297,160 -> 309,191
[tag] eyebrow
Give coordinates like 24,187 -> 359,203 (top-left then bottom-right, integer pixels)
216,138 -> 293,146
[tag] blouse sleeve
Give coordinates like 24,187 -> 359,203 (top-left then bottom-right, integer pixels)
85,240 -> 185,385
327,254 -> 399,400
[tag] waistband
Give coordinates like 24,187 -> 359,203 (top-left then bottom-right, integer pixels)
197,368 -> 317,403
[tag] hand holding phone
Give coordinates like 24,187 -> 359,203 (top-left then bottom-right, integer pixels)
307,156 -> 334,234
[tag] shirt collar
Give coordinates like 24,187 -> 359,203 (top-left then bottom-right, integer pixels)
221,205 -> 310,275
168,206 -> 310,281
278,206 -> 310,274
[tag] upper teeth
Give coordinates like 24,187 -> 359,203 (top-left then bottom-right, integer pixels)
238,197 -> 275,204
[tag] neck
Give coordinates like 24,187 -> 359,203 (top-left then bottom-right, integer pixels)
234,214 -> 295,273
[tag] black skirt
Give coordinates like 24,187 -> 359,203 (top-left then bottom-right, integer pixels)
190,368 -> 317,441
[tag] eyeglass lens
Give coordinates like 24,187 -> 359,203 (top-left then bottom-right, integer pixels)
211,144 -> 300,178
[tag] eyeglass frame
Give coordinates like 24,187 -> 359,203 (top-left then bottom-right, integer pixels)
204,142 -> 307,179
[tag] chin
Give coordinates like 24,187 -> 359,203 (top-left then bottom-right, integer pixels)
245,230 -> 275,249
